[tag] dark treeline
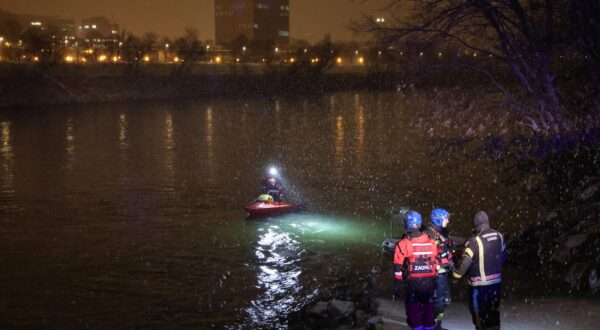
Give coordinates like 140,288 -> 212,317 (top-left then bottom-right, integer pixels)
355,0 -> 600,136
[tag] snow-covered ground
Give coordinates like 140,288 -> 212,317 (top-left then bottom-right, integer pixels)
378,296 -> 600,329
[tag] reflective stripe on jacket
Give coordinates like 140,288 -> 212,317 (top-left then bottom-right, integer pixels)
454,228 -> 504,286
394,232 -> 439,280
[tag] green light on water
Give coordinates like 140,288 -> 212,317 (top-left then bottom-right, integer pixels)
268,213 -> 384,245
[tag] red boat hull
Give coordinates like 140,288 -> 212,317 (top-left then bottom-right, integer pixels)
245,202 -> 296,218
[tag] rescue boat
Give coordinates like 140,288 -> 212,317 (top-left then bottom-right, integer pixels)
245,201 -> 297,218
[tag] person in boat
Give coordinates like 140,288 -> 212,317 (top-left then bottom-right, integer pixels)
394,211 -> 439,330
453,211 -> 506,330
261,168 -> 285,202
256,193 -> 274,203
427,208 -> 455,330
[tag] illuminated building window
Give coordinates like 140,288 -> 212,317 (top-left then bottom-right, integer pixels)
278,30 -> 289,37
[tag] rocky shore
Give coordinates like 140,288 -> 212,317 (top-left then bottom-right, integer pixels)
507,176 -> 600,294
287,269 -> 384,329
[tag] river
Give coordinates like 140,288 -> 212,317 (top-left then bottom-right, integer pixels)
0,91 -> 539,327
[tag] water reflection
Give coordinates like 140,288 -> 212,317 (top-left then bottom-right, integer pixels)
246,225 -> 303,326
356,106 -> 366,166
65,118 -> 75,170
335,115 -> 344,177
0,121 -> 14,195
164,112 -> 175,190
118,113 -> 128,151
205,107 -> 215,180
274,100 -> 282,138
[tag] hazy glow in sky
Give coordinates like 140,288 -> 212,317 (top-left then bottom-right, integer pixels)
0,0 -> 388,42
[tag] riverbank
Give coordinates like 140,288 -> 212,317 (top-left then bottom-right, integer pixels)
0,61 -> 513,109
0,63 -> 399,109
378,295 -> 600,329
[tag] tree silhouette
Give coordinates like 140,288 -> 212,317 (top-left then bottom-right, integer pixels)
355,0 -> 599,134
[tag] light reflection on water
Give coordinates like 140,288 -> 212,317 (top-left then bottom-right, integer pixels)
65,117 -> 75,170
164,111 -> 175,190
244,214 -> 382,327
0,121 -> 13,196
246,225 -> 304,326
335,115 -> 344,178
119,113 -> 128,151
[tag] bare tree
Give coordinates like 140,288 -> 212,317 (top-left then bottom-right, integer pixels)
140,32 -> 158,58
172,27 -> 205,70
355,0 -> 591,134
21,25 -> 63,63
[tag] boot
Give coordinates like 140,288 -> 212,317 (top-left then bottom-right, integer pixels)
434,320 -> 448,330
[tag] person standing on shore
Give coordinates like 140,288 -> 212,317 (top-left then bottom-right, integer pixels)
428,208 -> 455,330
453,211 -> 506,330
394,211 -> 439,330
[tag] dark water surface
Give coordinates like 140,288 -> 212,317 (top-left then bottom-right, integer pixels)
0,92 -> 537,327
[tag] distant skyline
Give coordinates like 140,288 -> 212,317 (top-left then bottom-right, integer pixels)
0,0 -> 388,43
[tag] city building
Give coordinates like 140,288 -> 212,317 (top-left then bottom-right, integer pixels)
79,17 -> 119,39
0,10 -> 77,40
215,0 -> 290,46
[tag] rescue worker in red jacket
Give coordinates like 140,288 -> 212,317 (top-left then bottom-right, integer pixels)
394,211 -> 439,330
453,211 -> 506,330
427,208 -> 455,330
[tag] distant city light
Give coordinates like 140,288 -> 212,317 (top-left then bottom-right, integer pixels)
112,56 -> 119,63
65,55 -> 75,63
336,57 -> 343,64
31,21 -> 42,26
174,56 -> 180,63
33,56 -> 40,62
375,17 -> 385,23
143,55 -> 150,62
98,55 -> 107,62
215,56 -> 222,64
358,57 -> 364,64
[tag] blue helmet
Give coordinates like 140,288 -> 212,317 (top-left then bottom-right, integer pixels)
405,211 -> 422,230
431,208 -> 450,228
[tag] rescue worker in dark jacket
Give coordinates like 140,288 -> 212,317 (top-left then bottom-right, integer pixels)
428,208 -> 455,330
261,167 -> 285,201
394,211 -> 439,330
453,211 -> 506,330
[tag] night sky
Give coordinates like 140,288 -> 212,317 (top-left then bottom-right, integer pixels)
0,0 -> 388,42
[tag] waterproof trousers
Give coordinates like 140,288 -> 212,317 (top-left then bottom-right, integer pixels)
434,272 -> 451,316
469,283 -> 501,330
405,278 -> 436,330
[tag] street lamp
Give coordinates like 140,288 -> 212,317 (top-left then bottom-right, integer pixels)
242,46 -> 246,62
165,43 -> 169,63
